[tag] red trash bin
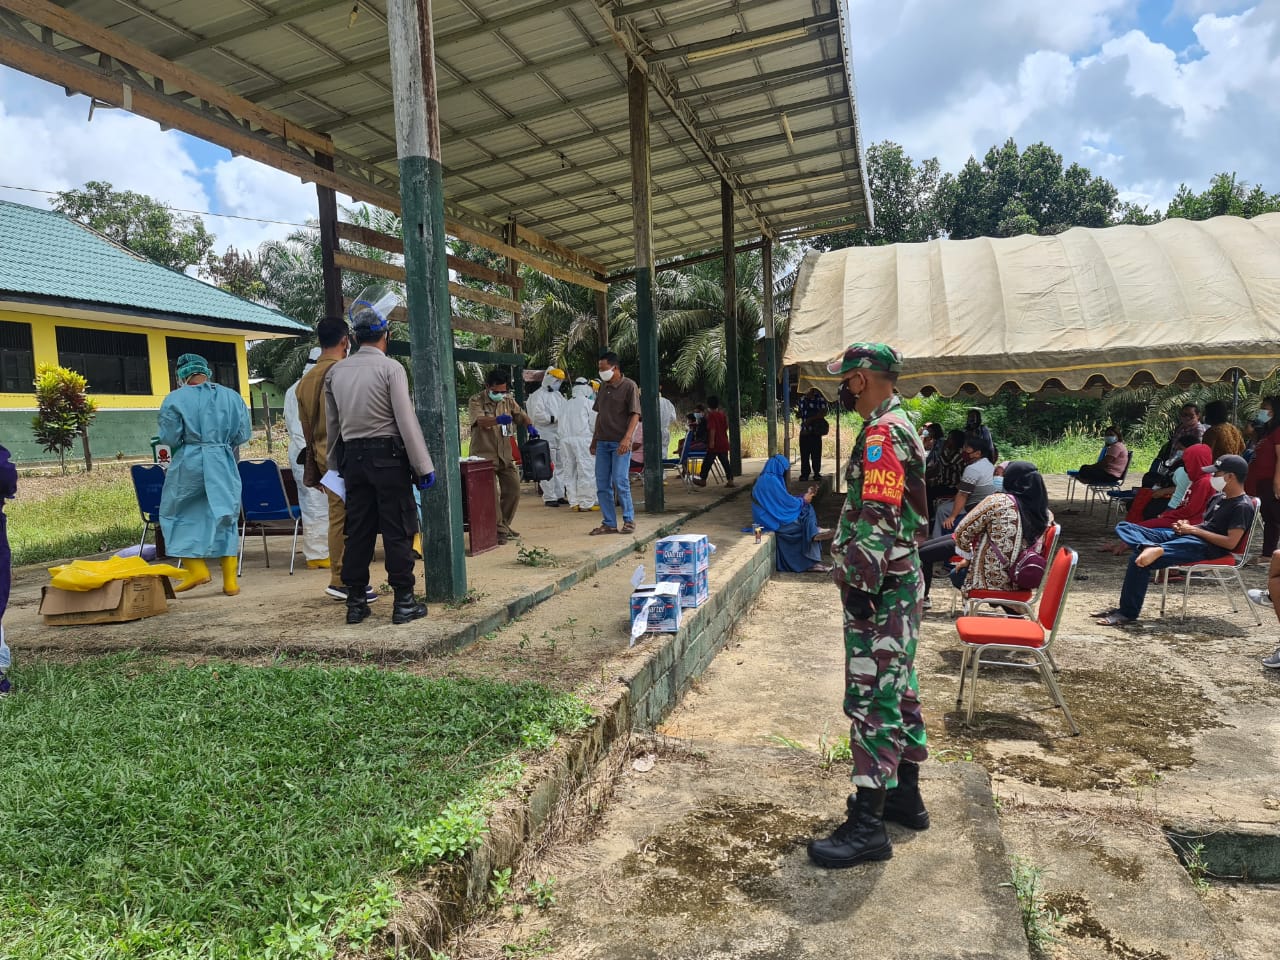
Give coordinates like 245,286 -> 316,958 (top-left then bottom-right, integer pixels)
459,459 -> 499,556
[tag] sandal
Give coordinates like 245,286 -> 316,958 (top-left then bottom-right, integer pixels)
588,525 -> 620,536
805,563 -> 831,573
1096,612 -> 1135,627
622,521 -> 636,534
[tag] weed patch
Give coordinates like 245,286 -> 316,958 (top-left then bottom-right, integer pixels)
0,655 -> 590,958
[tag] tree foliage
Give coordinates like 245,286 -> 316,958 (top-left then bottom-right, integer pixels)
1165,172 -> 1280,222
202,247 -> 266,300
32,363 -> 97,474
820,142 -> 946,247
52,180 -> 215,271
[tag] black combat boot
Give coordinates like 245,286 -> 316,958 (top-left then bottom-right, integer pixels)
807,787 -> 892,869
346,588 -> 370,625
883,760 -> 930,830
391,586 -> 427,625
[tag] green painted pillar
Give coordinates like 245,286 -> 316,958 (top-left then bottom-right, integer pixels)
722,179 -> 742,476
387,0 -> 466,601
762,238 -> 779,457
629,61 -> 663,512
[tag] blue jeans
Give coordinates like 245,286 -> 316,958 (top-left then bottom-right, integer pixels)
595,441 -> 634,529
1115,523 -> 1226,618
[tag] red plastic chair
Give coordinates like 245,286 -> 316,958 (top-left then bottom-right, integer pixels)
1156,497 -> 1263,625
954,547 -> 1080,735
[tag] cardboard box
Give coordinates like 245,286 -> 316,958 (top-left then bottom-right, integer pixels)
39,576 -> 175,626
661,569 -> 710,609
629,581 -> 682,634
655,534 -> 710,576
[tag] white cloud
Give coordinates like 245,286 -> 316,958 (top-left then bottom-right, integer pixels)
209,157 -> 319,254
847,0 -> 1280,213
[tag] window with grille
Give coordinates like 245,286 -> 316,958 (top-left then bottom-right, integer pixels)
165,338 -> 240,391
55,326 -> 152,395
0,320 -> 35,394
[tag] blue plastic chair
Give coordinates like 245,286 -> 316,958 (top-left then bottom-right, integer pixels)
237,459 -> 301,575
130,464 -> 166,551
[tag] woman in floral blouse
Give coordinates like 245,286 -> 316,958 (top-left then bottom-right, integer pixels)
952,460 -> 1052,592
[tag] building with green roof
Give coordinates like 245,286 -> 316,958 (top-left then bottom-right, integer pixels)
0,198 -> 308,461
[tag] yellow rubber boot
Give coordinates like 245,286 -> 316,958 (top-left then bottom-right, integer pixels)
412,533 -> 423,559
220,556 -> 240,596
173,558 -> 211,593
306,558 -> 331,569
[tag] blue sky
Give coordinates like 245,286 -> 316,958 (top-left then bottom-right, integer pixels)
0,1 -> 1276,256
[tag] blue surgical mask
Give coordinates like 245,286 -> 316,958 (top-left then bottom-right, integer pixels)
488,391 -> 506,402
1169,466 -> 1191,508
1256,410 -> 1272,425
992,476 -> 1004,491
1105,435 -> 1117,444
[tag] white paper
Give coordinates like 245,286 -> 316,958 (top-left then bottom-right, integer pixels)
631,564 -> 646,589
320,470 -> 346,502
630,599 -> 653,645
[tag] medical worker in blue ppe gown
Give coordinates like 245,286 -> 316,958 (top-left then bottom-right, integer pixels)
158,353 -> 253,596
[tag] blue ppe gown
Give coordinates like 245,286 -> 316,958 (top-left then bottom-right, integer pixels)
158,382 -> 253,558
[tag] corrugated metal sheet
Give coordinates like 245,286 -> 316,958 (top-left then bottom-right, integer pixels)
22,0 -> 870,268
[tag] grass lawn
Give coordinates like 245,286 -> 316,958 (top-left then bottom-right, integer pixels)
0,655 -> 590,959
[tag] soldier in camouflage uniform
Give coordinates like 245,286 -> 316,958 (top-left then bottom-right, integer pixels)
808,342 -> 932,870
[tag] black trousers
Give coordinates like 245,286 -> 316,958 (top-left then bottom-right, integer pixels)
919,534 -> 956,597
699,451 -> 731,481
798,434 -> 822,478
340,438 -> 419,590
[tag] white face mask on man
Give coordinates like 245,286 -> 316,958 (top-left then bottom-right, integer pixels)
1209,475 -> 1227,493
599,368 -> 615,382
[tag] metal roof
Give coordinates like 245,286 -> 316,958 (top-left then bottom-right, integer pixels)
0,0 -> 871,272
0,199 -> 311,335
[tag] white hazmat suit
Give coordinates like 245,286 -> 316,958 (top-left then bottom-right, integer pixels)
284,349 -> 330,562
526,367 -> 568,504
658,394 -> 677,459
559,378 -> 598,510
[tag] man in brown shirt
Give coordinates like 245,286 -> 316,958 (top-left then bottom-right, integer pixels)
468,368 -> 531,545
295,317 -> 363,602
589,350 -> 640,535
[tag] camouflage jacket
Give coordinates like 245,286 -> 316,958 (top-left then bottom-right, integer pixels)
831,394 -> 929,594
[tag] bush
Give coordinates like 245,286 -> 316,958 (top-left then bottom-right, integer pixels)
31,364 -> 96,475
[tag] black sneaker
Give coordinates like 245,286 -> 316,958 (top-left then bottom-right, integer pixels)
326,585 -> 378,602
1262,648 -> 1280,670
0,671 -> 10,696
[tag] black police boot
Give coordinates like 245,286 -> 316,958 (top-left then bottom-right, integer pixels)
391,586 -> 427,625
345,588 -> 370,625
807,787 -> 892,869
884,760 -> 930,830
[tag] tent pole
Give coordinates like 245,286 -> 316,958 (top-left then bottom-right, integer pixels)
1232,368 -> 1241,424
782,366 -> 791,477
630,61 -> 663,513
834,407 -> 841,495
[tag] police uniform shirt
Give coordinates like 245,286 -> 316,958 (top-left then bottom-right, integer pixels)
324,347 -> 433,478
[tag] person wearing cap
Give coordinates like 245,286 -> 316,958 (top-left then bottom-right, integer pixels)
284,347 -> 331,569
1096,454 -> 1256,627
559,377 -> 600,511
296,316 -> 373,605
526,367 -> 570,507
325,295 -> 434,625
808,342 -> 930,870
468,368 -> 533,544
157,353 -> 253,596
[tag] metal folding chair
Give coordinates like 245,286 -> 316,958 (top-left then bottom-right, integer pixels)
237,459 -> 302,575
1156,497 -> 1263,625
130,464 -> 166,552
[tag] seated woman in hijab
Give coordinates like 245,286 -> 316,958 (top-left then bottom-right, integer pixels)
752,455 -> 832,573
919,460 -> 1052,604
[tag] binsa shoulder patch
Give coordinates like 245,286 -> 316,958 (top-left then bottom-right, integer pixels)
862,426 -> 905,506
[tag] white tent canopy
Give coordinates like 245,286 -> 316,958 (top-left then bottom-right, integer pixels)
783,213 -> 1280,398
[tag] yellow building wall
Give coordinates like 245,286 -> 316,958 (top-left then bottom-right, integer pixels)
0,306 -> 249,409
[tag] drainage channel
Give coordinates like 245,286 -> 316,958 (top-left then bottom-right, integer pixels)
1166,824 -> 1280,885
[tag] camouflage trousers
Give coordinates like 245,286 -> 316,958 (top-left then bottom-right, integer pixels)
840,570 -> 928,790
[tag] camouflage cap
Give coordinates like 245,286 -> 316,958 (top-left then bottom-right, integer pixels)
825,342 -> 903,376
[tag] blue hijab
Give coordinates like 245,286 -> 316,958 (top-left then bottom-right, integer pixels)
752,455 -> 803,530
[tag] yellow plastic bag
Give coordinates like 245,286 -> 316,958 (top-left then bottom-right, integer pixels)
48,556 -> 186,592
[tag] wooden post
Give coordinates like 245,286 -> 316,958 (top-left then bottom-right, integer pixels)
80,428 -> 93,473
263,394 -> 273,455
782,367 -> 792,471
594,285 -> 609,350
630,61 -> 663,513
762,237 -> 778,457
316,154 -> 345,320
722,179 -> 742,477
387,0 -> 467,601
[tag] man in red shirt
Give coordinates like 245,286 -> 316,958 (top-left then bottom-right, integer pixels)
693,396 -> 734,488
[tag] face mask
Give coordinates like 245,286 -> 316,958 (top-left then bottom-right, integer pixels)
1210,475 -> 1227,493
839,378 -> 860,412
488,391 -> 506,402
992,476 -> 1004,491
599,368 -> 615,382
1105,435 -> 1117,444
1257,410 -> 1272,425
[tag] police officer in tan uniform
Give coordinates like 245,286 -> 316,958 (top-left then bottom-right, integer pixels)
468,368 -> 532,545
325,294 -> 434,625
